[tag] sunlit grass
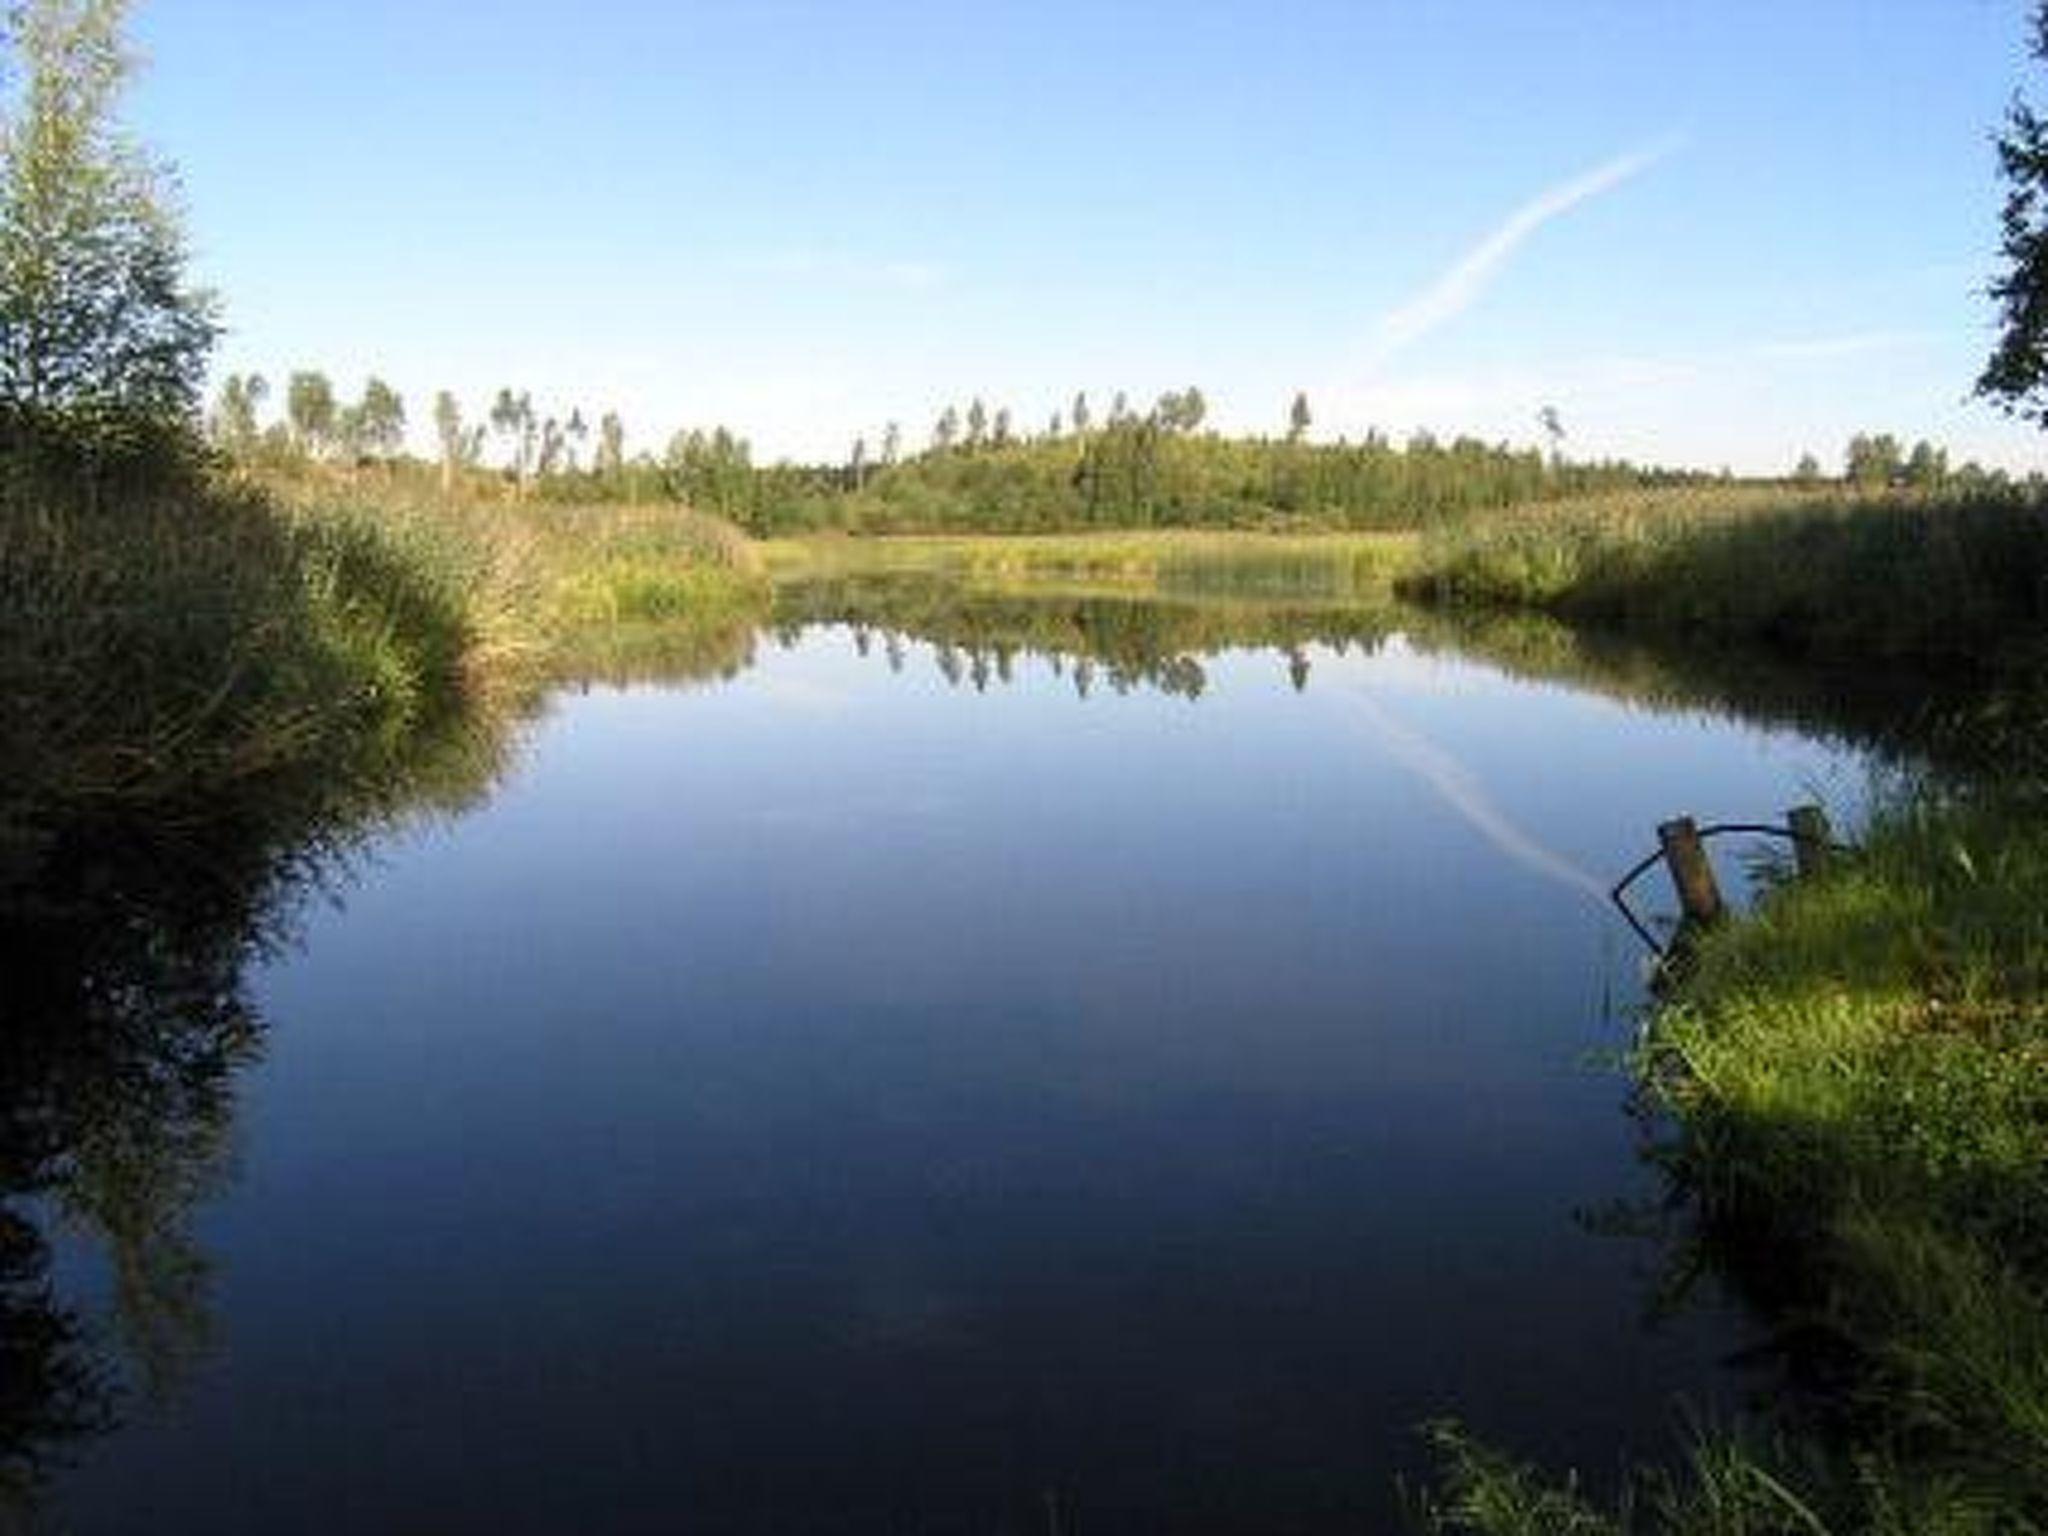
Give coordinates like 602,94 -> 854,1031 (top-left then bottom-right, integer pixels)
760,528 -> 1418,603
1389,481 -> 2048,1525
0,471 -> 768,892
1431,791 -> 2048,1529
1402,488 -> 2048,677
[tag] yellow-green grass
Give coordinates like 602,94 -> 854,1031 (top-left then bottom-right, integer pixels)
759,528 -> 1418,602
1648,793 -> 2048,1476
1,472 -> 768,893
1418,792 -> 2048,1533
258,480 -> 770,688
1402,487 -> 2048,680
1394,483 -> 2048,1527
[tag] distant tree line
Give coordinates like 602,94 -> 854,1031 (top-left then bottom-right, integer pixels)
208,369 -> 653,498
212,372 -> 1705,535
1791,434 -> 2027,494
220,375 -> 2036,538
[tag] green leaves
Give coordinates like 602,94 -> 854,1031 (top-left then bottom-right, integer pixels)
1979,3 -> 2048,423
0,0 -> 216,449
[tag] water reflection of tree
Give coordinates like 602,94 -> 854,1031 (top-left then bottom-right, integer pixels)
541,615 -> 759,694
774,574 -> 1400,701
0,1206 -> 109,1512
0,603 -> 759,1510
1397,606 -> 2048,780
0,823 -> 269,1504
0,710 -> 535,1508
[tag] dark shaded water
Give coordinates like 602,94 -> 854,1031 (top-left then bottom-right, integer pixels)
19,593 -> 1882,1533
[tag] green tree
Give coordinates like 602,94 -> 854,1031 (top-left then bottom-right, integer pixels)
208,371 -> 265,455
333,400 -> 364,462
0,0 -> 217,452
1980,2 -> 2048,420
1288,390 -> 1312,442
932,404 -> 959,452
489,388 -> 534,488
1845,432 -> 1902,489
432,390 -> 481,494
565,407 -> 587,472
664,425 -> 753,520
965,397 -> 988,449
285,370 -> 335,459
595,410 -> 625,479
1903,438 -> 1949,490
356,377 -> 404,460
1155,387 -> 1206,434
1071,391 -> 1091,436
1793,451 -> 1822,487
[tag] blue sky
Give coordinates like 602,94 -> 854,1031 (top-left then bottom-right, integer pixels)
126,0 -> 2047,471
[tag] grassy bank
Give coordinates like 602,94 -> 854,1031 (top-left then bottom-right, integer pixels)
1420,792 -> 2048,1534
762,527 -> 1415,596
0,473 -> 474,865
1,460 -> 765,1502
259,481 -> 770,683
1652,795 -> 2048,1516
1403,488 -> 2048,1532
0,468 -> 767,899
1399,487 -> 2048,680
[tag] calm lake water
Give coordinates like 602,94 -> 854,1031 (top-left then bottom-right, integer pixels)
29,592 -> 1879,1533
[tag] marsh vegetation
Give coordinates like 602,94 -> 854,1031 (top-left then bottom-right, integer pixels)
7,0 -> 2048,1529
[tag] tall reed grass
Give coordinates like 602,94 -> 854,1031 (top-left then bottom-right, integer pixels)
0,471 -> 767,895
0,478 -> 471,852
1401,489 -> 2048,678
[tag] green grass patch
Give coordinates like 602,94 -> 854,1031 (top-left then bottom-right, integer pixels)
0,478 -> 473,841
1419,792 -> 2048,1531
762,528 -> 1416,598
1401,488 -> 2048,680
259,482 -> 770,684
1,472 -> 769,897
1394,481 -> 2048,1526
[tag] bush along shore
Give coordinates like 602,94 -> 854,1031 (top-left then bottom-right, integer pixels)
0,453 -> 768,912
1397,488 -> 2048,681
1404,489 -> 2048,1533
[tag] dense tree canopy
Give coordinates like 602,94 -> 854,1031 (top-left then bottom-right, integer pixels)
1981,1 -> 2048,421
0,0 -> 215,450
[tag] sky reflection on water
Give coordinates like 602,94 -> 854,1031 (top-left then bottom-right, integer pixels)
40,612 -> 1874,1534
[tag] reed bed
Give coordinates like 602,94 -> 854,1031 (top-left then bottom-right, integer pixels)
1,472 -> 766,892
1402,488 -> 2048,678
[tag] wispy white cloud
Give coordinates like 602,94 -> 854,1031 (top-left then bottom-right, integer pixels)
751,250 -> 948,291
1360,138 -> 1680,372
1747,329 -> 1933,363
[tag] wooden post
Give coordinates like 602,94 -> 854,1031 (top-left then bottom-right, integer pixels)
1787,804 -> 1832,879
1658,816 -> 1724,926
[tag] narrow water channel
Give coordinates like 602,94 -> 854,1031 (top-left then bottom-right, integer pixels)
31,601 -> 1878,1533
